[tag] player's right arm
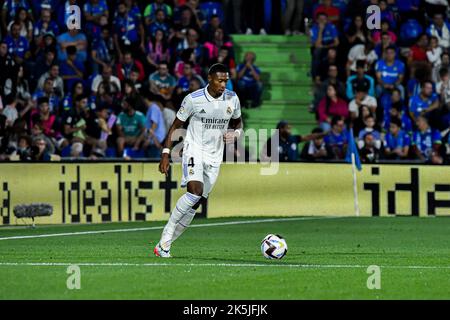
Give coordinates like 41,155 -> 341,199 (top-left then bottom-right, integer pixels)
159,95 -> 194,175
159,117 -> 185,175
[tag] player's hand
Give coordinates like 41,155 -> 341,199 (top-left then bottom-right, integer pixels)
223,131 -> 237,144
159,154 -> 170,176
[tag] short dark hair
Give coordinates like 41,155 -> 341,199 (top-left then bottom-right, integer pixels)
37,97 -> 49,106
439,67 -> 448,78
312,127 -> 324,134
74,94 -> 87,104
208,63 -> 228,75
331,116 -> 343,127
390,117 -> 402,128
356,60 -> 366,69
66,45 -> 77,56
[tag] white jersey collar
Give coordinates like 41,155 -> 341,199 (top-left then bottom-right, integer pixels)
204,85 -> 224,101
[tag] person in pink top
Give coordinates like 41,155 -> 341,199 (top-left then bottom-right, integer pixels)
317,84 -> 349,131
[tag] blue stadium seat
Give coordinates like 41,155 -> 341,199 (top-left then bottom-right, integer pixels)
60,145 -> 72,157
399,19 -> 423,47
124,147 -> 145,158
105,147 -> 117,158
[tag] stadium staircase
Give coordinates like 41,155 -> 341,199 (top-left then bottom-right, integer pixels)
232,35 -> 316,156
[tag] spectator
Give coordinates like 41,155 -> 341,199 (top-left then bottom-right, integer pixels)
32,77 -> 60,113
236,51 -> 263,108
313,64 -> 346,110
31,136 -> 52,161
33,8 -> 59,49
62,94 -> 89,157
4,20 -> 30,64
175,28 -> 203,64
144,0 -> 173,25
30,122 -> 55,155
174,48 -> 202,79
409,80 -> 440,122
260,120 -> 326,162
123,79 -> 146,113
346,60 -> 376,100
283,0 -> 304,36
346,42 -> 377,77
59,45 -> 85,93
426,13 -> 450,50
324,116 -> 348,160
33,49 -> 56,88
0,41 -> 17,95
317,48 -> 345,84
345,14 -> 370,46
57,29 -> 88,64
314,0 -> 340,26
372,20 -> 397,45
149,61 -> 177,108
146,29 -> 170,72
143,98 -> 167,158
7,7 -> 33,43
300,127 -> 332,161
427,36 -> 442,71
90,27 -> 114,75
91,64 -> 121,95
359,132 -> 382,163
37,63 -> 64,99
374,32 -> 396,60
176,61 -> 205,94
383,117 -> 411,160
357,114 -> 381,149
242,0 -> 266,35
384,88 -> 413,135
214,46 -> 236,80
203,27 -> 233,66
62,80 -> 85,112
116,96 -> 147,157
317,84 -> 349,131
2,94 -> 18,127
310,12 -> 339,80
348,83 -> 377,120
113,1 -> 145,62
116,50 -> 145,82
411,115 -> 443,164
147,9 -> 171,39
375,45 -> 406,99
436,67 -> 450,107
1,1 -> 32,35
407,34 -> 429,66
202,14 -> 223,42
83,0 -> 109,39
433,51 -> 450,82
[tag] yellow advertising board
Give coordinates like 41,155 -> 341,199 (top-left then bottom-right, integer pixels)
0,163 -> 449,225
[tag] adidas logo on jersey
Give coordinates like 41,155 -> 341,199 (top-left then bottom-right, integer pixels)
200,109 -> 206,113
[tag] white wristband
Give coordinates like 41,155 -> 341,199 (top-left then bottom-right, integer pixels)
162,148 -> 171,155
234,129 -> 243,138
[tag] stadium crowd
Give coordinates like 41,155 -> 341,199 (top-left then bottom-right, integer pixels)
0,0 -> 257,160
303,0 -> 450,165
0,0 -> 449,165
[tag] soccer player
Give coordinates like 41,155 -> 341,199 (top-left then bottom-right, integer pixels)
154,63 -> 243,257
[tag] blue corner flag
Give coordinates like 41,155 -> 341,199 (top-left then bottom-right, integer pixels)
345,128 -> 362,171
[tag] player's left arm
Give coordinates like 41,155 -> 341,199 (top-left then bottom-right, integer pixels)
224,96 -> 243,144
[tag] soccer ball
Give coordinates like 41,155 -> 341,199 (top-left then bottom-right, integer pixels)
261,234 -> 288,259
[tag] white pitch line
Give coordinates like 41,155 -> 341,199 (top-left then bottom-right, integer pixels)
0,216 -> 340,241
0,262 -> 449,270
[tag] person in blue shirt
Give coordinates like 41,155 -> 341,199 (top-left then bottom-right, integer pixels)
384,88 -> 413,135
143,98 -> 167,159
33,8 -> 60,49
324,116 -> 348,160
408,80 -> 440,122
59,45 -> 85,94
236,51 -> 263,108
4,21 -> 29,64
90,27 -> 113,75
32,78 -> 60,113
375,45 -> 405,99
57,29 -> 88,64
383,117 -> 411,160
113,1 -> 145,62
83,0 -> 109,40
310,12 -> 339,81
426,13 -> 450,50
147,9 -> 170,38
411,116 -> 443,164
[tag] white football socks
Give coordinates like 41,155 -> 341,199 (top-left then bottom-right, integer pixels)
160,192 -> 201,251
171,207 -> 196,243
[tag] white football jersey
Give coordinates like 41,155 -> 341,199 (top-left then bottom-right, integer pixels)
176,85 -> 241,165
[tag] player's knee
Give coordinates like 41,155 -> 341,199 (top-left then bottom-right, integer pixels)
192,197 -> 206,210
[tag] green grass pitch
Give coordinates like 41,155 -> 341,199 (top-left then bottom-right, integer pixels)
0,216 -> 449,300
